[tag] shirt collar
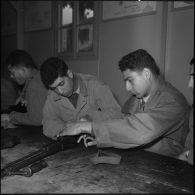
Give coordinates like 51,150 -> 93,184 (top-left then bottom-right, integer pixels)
145,75 -> 164,103
142,95 -> 150,103
72,73 -> 79,94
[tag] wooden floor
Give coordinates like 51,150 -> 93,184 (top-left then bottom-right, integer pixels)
1,126 -> 193,193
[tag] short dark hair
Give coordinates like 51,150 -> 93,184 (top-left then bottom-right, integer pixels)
40,57 -> 69,88
6,49 -> 37,69
118,49 -> 160,77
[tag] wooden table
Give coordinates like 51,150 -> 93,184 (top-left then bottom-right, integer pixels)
1,126 -> 193,193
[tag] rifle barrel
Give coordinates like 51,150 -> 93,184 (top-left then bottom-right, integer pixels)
1,135 -> 79,178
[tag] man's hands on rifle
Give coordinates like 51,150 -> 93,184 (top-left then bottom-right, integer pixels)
57,119 -> 97,147
77,134 -> 97,147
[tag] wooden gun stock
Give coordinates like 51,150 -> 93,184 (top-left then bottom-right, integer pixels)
1,135 -> 79,178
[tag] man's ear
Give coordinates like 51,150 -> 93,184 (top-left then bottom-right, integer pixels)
67,69 -> 73,79
143,68 -> 151,80
21,67 -> 28,75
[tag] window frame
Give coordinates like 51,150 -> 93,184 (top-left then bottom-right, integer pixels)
53,1 -> 99,60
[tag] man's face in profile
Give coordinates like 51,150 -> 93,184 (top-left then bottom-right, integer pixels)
122,68 -> 151,99
8,65 -> 27,86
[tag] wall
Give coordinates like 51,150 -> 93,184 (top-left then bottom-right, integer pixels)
1,1 -> 17,79
24,30 -> 54,69
165,3 -> 194,105
98,2 -> 166,105
64,2 -> 167,105
2,1 -> 194,106
69,2 -> 193,105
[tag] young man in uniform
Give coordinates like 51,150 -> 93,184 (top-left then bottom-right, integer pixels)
1,50 -> 47,126
58,49 -> 190,158
40,57 -> 122,140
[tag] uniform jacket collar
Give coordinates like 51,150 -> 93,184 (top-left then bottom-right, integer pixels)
144,75 -> 164,108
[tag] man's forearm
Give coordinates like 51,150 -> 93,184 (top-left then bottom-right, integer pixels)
81,122 -> 93,134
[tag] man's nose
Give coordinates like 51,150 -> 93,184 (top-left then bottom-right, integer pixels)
188,76 -> 193,89
126,81 -> 132,91
56,86 -> 62,94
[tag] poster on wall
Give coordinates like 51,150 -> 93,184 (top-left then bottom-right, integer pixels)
24,1 -> 51,32
102,1 -> 156,21
77,24 -> 93,52
172,1 -> 194,10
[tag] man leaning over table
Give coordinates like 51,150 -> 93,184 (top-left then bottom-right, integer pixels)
40,57 -> 122,140
1,50 -> 47,127
58,49 -> 190,158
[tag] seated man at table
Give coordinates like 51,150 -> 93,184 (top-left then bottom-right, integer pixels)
1,50 -> 47,127
40,57 -> 122,140
58,49 -> 190,158
178,57 -> 194,165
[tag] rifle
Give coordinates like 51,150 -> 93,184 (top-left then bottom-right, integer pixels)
1,135 -> 79,178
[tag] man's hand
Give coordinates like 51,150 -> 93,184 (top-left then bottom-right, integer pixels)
1,114 -> 17,129
1,114 -> 10,128
57,121 -> 92,137
1,121 -> 17,129
177,151 -> 189,162
77,134 -> 97,147
1,114 -> 10,122
15,96 -> 27,106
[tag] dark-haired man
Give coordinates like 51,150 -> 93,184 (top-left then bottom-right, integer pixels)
59,49 -> 190,158
1,50 -> 47,126
40,57 -> 122,140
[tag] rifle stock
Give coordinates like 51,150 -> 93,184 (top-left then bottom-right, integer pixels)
1,135 -> 79,178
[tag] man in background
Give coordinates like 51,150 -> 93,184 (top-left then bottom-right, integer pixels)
40,57 -> 122,140
178,57 -> 194,164
58,49 -> 190,158
1,50 -> 47,127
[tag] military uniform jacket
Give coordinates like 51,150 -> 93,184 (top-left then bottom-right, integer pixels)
42,73 -> 122,139
92,77 -> 190,157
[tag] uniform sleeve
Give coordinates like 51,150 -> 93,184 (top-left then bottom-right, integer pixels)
42,99 -> 66,140
92,97 -> 189,149
185,108 -> 193,164
185,108 -> 193,149
10,85 -> 47,126
88,79 -> 123,121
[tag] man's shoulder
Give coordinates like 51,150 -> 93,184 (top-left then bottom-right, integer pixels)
160,80 -> 189,107
29,71 -> 44,87
46,90 -> 60,101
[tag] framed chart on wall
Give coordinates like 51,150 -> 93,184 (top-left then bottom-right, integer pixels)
24,1 -> 52,32
77,24 -> 93,53
102,1 -> 156,21
172,1 -> 194,10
